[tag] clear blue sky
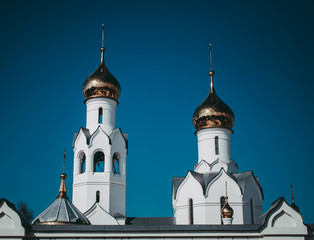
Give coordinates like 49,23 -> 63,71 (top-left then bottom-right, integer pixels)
1,0 -> 313,223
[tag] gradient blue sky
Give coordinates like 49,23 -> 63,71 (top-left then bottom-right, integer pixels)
1,0 -> 313,223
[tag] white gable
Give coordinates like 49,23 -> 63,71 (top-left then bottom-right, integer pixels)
0,200 -> 25,237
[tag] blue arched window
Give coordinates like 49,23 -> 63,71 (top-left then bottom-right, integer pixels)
94,152 -> 105,172
113,153 -> 120,174
98,108 -> 103,124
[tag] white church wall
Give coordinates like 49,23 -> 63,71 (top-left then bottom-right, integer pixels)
86,98 -> 117,134
196,128 -> 232,169
241,174 -> 263,224
174,172 -> 205,224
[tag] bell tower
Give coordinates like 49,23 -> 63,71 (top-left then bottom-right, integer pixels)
72,25 -> 128,219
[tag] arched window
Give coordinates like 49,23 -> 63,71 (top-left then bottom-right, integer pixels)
189,198 -> 194,225
96,191 -> 100,203
250,198 -> 254,224
79,152 -> 86,174
94,152 -> 105,172
113,153 -> 120,174
98,108 -> 103,124
215,136 -> 219,155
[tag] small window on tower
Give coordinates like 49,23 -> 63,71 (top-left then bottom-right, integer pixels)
113,153 -> 120,174
79,152 -> 86,174
96,191 -> 100,203
189,198 -> 194,225
98,108 -> 103,124
94,152 -> 105,172
215,136 -> 219,155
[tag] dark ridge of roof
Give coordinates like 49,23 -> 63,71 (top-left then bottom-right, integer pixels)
31,223 -> 261,232
73,127 -> 91,148
126,217 -> 175,226
172,177 -> 184,199
234,171 -> 264,199
81,128 -> 92,144
258,197 -> 285,228
0,199 -> 31,230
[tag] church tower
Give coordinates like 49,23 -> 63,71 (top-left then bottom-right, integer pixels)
172,45 -> 263,225
72,26 -> 128,221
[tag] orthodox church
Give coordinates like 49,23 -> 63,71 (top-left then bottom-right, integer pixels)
0,27 -> 313,239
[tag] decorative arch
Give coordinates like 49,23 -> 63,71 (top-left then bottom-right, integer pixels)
175,171 -> 204,203
89,126 -> 110,147
271,211 -> 296,227
205,168 -> 242,199
93,151 -> 105,172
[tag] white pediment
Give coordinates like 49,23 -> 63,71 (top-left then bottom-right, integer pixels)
260,198 -> 307,236
0,200 -> 25,236
84,202 -> 119,225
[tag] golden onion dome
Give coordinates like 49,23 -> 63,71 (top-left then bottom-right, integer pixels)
82,47 -> 121,101
221,196 -> 234,218
192,45 -> 234,131
83,25 -> 121,102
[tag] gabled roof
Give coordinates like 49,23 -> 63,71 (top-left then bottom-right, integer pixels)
172,169 -> 263,200
0,199 -> 30,230
73,126 -> 127,149
258,197 -> 287,226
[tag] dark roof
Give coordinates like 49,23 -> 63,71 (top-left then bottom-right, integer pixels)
126,217 -> 175,226
73,127 -> 91,147
32,197 -> 90,225
31,223 -> 261,233
172,169 -> 263,200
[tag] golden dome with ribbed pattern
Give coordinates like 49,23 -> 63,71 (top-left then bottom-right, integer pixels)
82,47 -> 121,102
192,45 -> 234,131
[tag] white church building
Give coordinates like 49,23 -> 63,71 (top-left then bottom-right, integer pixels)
0,27 -> 313,239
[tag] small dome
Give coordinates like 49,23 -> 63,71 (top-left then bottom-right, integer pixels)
221,196 -> 234,218
82,47 -> 121,102
32,173 -> 90,225
192,72 -> 234,131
